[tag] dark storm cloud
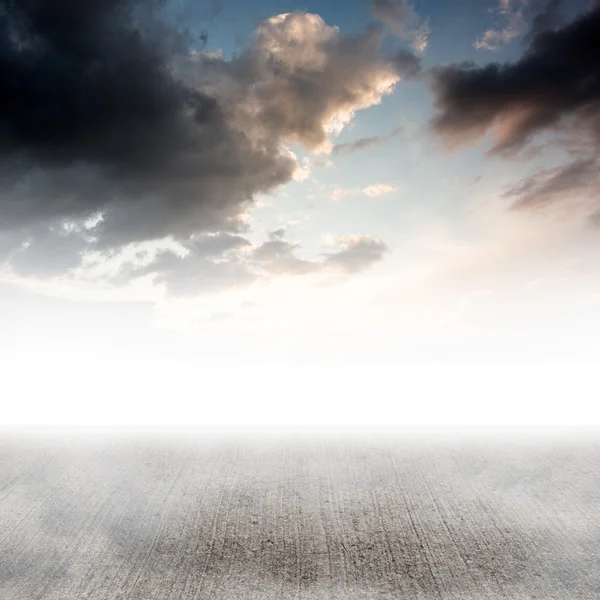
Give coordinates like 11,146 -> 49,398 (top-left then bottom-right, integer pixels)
0,0 -> 181,167
0,0 -> 295,244
429,4 -> 600,215
523,0 -> 564,45
430,5 -> 600,155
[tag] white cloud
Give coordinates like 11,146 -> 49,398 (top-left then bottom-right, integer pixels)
331,183 -> 399,200
362,183 -> 398,197
474,0 -> 528,51
293,157 -> 312,182
331,187 -> 355,201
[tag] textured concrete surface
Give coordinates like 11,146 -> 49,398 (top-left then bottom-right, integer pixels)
0,431 -> 599,599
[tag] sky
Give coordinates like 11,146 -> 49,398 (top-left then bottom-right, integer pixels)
1,0 -> 600,425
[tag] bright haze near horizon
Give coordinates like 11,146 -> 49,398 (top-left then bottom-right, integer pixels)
1,0 -> 600,426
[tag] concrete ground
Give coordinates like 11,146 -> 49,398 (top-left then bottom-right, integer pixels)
0,430 -> 599,599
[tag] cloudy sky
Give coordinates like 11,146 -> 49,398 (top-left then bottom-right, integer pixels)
1,0 -> 600,424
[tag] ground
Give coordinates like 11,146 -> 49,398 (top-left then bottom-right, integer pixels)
0,430 -> 598,599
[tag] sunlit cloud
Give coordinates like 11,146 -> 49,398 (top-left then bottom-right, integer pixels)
331,183 -> 399,200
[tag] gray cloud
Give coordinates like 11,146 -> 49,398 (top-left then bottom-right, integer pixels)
503,157 -> 600,211
249,238 -> 320,277
323,235 -> 389,274
3,225 -> 90,278
103,232 -> 255,295
246,233 -> 390,279
369,0 -> 430,51
147,252 -> 255,296
332,126 -> 403,156
392,47 -> 423,78
0,6 -> 410,291
183,231 -> 251,257
268,228 -> 286,240
247,233 -> 390,280
106,231 -> 389,296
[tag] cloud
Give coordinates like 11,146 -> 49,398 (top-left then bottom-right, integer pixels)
331,188 -> 355,201
392,47 -> 424,77
370,0 -> 431,52
86,232 -> 255,297
474,0 -> 564,52
362,183 -> 398,197
332,126 -> 403,156
3,224 -> 90,278
332,183 -> 398,200
268,228 -> 287,240
504,158 -> 600,213
0,0 -> 294,247
474,0 -> 528,51
242,231 -> 390,280
0,6 -> 414,292
140,250 -> 256,296
208,13 -> 413,153
51,228 -> 390,298
246,235 -> 321,278
523,0 -> 564,45
323,235 -> 389,274
430,6 -> 600,156
431,4 -> 600,220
